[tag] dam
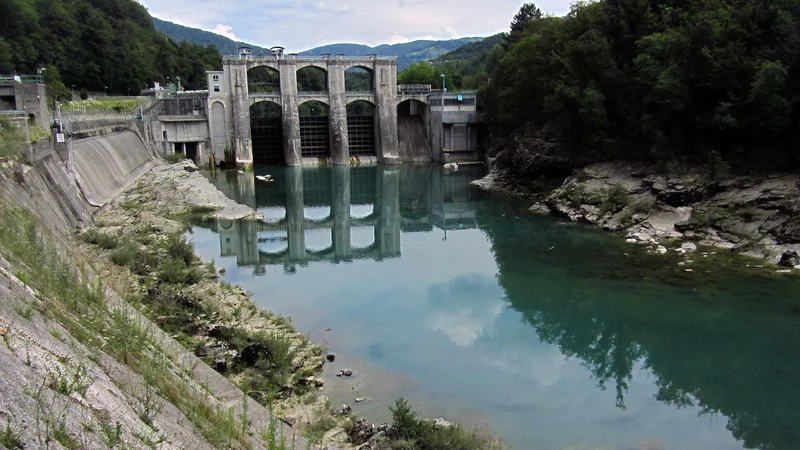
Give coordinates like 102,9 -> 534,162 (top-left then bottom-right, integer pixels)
138,47 -> 481,168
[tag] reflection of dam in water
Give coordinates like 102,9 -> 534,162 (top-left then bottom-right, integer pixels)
204,165 -> 482,272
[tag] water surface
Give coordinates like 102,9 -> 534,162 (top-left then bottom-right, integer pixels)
190,165 -> 800,450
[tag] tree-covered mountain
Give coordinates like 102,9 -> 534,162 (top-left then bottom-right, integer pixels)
152,18 -> 483,71
0,0 -> 221,99
152,17 -> 270,57
299,38 -> 483,70
395,33 -> 506,90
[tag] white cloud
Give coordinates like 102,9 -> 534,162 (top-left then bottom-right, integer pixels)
388,32 -> 411,44
425,274 -> 504,347
139,0 -> 574,50
212,24 -> 239,41
441,25 -> 459,38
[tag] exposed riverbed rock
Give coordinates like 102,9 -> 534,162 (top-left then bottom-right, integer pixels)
112,161 -> 264,221
779,251 -> 800,267
475,160 -> 800,265
349,418 -> 377,444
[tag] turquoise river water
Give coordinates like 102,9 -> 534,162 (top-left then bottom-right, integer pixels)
189,165 -> 800,450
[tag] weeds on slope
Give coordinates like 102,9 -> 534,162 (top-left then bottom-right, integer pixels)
0,202 -> 279,449
81,225 -> 304,403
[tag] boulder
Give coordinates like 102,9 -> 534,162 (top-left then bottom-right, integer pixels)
431,418 -> 453,428
349,418 -> 376,445
336,404 -> 352,416
681,242 -> 698,252
326,354 -> 335,362
194,346 -> 213,357
239,343 -> 272,366
778,251 -> 800,267
336,368 -> 353,377
212,356 -> 228,373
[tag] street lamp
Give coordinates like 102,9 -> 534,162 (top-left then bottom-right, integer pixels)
104,85 -> 108,97
440,73 -> 446,155
71,85 -> 75,100
127,88 -> 131,97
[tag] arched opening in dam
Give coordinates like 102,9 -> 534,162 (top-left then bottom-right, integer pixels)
298,101 -> 331,158
397,99 -> 430,162
296,66 -> 328,93
346,100 -> 376,157
345,66 -> 374,93
247,66 -> 280,93
250,101 -> 284,164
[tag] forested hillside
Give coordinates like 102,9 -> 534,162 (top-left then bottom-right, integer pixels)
474,1 -> 800,170
153,17 -> 270,57
0,0 -> 221,99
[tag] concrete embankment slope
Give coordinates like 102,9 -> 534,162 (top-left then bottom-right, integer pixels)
72,130 -> 157,206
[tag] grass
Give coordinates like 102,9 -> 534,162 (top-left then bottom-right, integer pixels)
28,125 -> 51,143
165,153 -> 186,163
100,421 -> 123,448
46,364 -> 91,397
0,202 -> 259,448
84,223 -> 303,404
120,200 -> 142,211
562,183 -> 632,216
63,98 -> 148,113
189,205 -> 218,215
387,398 -> 504,450
14,302 -> 36,320
81,228 -> 119,249
304,404 -> 338,444
0,115 -> 25,161
0,418 -> 22,449
689,205 -> 729,227
598,185 -> 631,215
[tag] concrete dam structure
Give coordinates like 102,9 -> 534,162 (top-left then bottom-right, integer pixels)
182,47 -> 482,168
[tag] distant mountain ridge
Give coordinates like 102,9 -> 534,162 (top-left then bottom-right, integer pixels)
152,17 -> 483,70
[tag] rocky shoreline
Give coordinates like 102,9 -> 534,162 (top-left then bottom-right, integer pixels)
473,161 -> 800,272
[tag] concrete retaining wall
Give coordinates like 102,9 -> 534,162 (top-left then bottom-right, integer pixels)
71,130 -> 157,206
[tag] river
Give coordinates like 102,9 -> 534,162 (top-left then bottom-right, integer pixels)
189,164 -> 800,450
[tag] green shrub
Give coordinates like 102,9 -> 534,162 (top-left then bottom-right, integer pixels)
0,418 -> 22,449
736,205 -> 758,222
109,238 -> 158,275
109,238 -> 140,267
305,406 -> 338,444
165,153 -> 186,163
599,185 -> 630,215
158,258 -> 200,285
390,398 -> 420,441
0,115 -> 24,161
162,234 -> 194,265
389,398 -> 503,450
81,228 -> 119,249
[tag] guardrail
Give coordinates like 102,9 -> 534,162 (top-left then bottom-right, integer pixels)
224,55 -> 397,62
398,85 -> 432,95
0,74 -> 44,84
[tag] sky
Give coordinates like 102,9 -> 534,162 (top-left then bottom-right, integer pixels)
137,0 -> 572,52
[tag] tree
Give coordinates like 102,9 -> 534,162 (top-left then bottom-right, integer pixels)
509,3 -> 543,43
42,64 -> 70,103
397,62 -> 437,86
0,38 -> 12,73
